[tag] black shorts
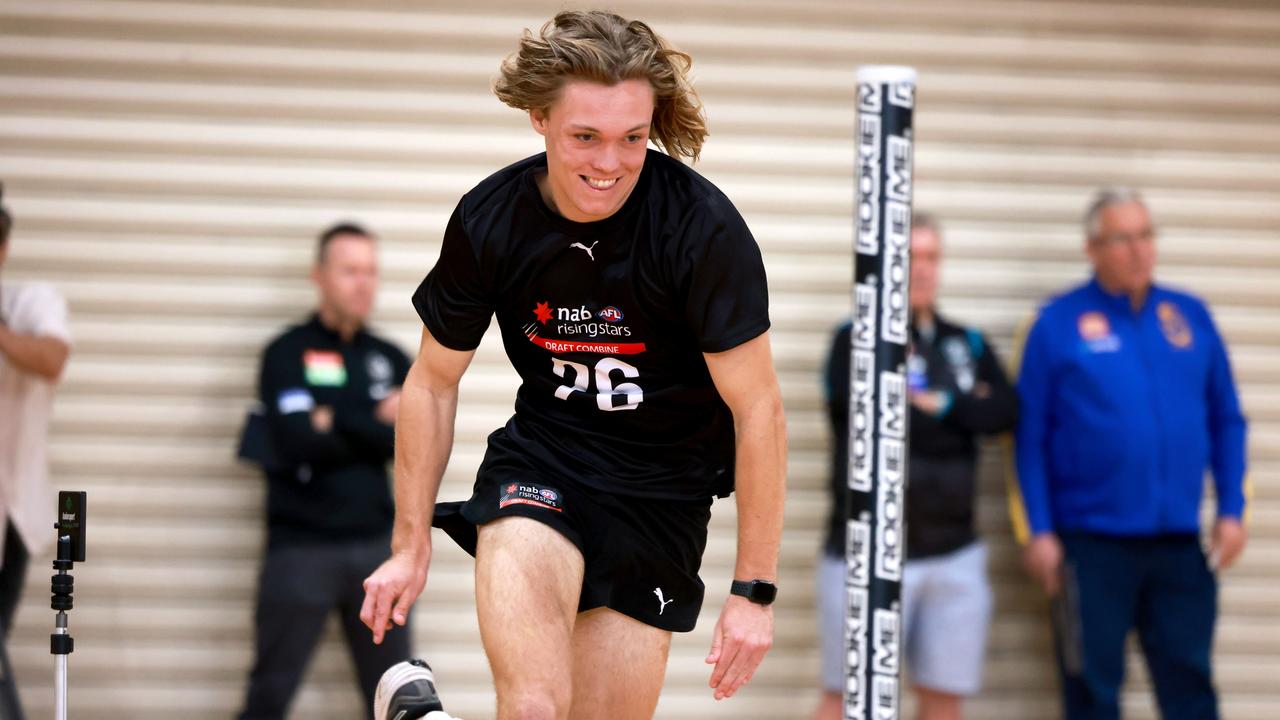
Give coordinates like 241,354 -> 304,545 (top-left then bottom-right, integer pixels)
432,458 -> 713,633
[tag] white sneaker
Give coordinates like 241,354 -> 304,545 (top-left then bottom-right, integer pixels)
373,659 -> 455,720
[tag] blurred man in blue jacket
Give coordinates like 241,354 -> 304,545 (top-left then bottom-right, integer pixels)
1013,187 -> 1248,720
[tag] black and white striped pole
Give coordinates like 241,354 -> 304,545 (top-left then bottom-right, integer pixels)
845,65 -> 915,720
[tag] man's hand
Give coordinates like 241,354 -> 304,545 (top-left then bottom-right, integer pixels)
1023,532 -> 1064,597
1209,517 -> 1247,571
359,545 -> 431,645
909,388 -> 950,417
310,405 -> 334,433
704,595 -> 773,700
375,390 -> 402,425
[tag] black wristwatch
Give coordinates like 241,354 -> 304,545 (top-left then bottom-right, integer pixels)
730,579 -> 778,606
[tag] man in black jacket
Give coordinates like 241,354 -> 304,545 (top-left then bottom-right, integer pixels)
239,223 -> 411,720
813,213 -> 1018,720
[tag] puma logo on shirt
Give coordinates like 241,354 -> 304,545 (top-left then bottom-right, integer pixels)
570,241 -> 598,261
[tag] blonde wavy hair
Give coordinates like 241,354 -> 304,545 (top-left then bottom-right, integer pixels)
493,10 -> 708,163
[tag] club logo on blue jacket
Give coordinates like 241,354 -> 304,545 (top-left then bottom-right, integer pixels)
1157,301 -> 1193,349
1077,311 -> 1120,353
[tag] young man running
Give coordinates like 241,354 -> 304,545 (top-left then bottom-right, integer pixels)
361,11 -> 786,720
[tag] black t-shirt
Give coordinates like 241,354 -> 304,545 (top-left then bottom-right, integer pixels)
413,150 -> 770,500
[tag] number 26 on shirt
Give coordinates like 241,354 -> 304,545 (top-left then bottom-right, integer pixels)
552,357 -> 644,412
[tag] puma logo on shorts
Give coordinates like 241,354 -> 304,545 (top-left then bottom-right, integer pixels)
654,587 -> 674,615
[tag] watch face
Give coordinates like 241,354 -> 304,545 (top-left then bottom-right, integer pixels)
752,581 -> 778,604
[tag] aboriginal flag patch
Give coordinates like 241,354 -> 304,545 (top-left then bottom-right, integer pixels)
303,350 -> 347,387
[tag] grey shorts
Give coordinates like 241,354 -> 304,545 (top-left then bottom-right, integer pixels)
819,541 -> 993,695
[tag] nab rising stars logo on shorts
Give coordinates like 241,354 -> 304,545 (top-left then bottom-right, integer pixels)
500,483 -> 563,512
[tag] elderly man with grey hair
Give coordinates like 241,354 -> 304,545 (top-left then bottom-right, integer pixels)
1012,187 -> 1248,719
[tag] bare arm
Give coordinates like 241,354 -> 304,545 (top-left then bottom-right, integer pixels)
360,326 -> 475,643
702,332 -> 787,700
390,328 -> 474,556
0,324 -> 69,382
708,332 -> 787,582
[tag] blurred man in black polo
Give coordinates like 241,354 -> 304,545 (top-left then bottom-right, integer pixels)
238,222 -> 411,720
815,213 -> 1017,720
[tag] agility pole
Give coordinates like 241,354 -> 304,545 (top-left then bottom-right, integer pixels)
845,65 -> 915,720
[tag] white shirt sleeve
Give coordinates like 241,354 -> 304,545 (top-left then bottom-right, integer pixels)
22,282 -> 72,344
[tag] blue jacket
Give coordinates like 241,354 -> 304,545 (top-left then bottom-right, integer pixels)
1013,278 -> 1248,539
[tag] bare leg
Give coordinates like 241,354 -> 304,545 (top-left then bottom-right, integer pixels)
568,608 -> 671,720
476,517 -> 584,720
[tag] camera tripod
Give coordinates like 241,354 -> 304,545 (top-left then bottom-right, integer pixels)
50,533 -> 75,720
50,492 -> 86,720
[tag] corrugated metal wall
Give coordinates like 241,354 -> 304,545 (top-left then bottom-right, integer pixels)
2,1 -> 1277,717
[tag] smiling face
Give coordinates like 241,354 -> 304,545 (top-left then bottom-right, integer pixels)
529,78 -> 654,223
